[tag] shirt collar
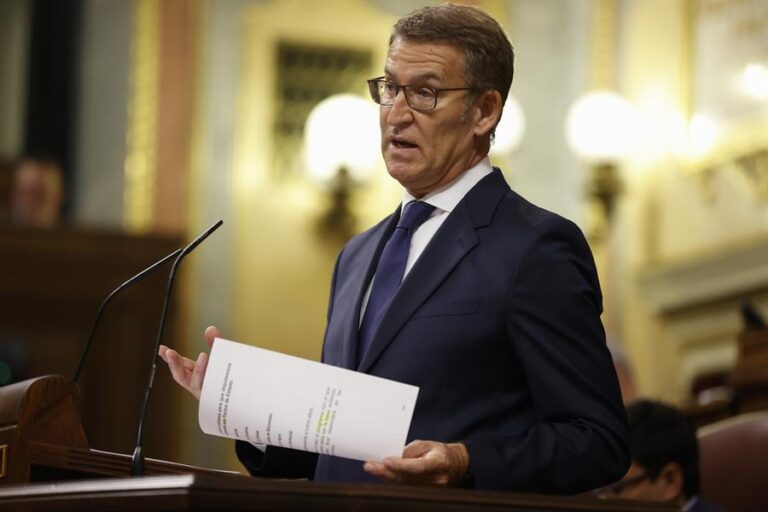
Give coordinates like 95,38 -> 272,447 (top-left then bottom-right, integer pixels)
401,157 -> 494,214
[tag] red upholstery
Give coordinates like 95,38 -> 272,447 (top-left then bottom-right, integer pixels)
698,412 -> 768,512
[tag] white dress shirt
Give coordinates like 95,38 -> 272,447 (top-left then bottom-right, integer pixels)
359,157 -> 494,322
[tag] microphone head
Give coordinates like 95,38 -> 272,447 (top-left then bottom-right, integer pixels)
180,220 -> 224,257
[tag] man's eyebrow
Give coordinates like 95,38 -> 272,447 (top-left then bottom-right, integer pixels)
383,69 -> 442,83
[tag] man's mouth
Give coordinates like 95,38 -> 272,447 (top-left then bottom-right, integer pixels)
391,137 -> 418,149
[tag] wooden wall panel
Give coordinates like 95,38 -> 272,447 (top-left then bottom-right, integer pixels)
0,226 -> 183,462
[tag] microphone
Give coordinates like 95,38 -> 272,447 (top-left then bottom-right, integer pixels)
130,219 -> 223,476
73,248 -> 183,382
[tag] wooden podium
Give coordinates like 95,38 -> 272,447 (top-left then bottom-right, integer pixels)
0,375 -> 222,484
0,474 -> 679,512
0,375 -> 675,512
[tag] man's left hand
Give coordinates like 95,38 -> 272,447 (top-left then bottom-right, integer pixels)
363,440 -> 470,486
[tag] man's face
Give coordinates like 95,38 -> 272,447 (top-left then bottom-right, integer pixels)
604,462 -> 683,503
12,162 -> 63,227
380,38 -> 482,197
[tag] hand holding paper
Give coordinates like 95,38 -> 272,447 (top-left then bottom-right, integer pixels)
363,439 -> 470,485
198,338 -> 419,462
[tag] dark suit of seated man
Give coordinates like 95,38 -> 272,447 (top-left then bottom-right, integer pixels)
160,3 -> 630,494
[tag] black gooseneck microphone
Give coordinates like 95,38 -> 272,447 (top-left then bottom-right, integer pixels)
131,219 -> 223,476
73,248 -> 183,383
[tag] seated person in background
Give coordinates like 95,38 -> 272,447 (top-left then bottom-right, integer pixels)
601,400 -> 723,512
10,156 -> 64,228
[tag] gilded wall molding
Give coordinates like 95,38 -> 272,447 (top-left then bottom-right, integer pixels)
123,0 -> 159,233
638,237 -> 768,315
590,0 -> 618,89
681,116 -> 768,201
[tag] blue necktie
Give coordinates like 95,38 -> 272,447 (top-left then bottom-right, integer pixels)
358,200 -> 436,365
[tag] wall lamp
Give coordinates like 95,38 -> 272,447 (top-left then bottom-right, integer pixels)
566,89 -> 636,242
490,94 -> 526,158
304,93 -> 380,241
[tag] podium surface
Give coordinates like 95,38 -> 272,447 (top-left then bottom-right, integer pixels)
0,473 -> 677,512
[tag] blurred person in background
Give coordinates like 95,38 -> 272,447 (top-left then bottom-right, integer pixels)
600,400 -> 723,512
10,156 -> 64,228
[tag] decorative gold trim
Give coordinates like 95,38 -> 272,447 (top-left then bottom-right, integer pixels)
187,0 -> 206,238
680,116 -> 768,176
680,0 -> 695,120
0,444 -> 7,478
123,0 -> 160,233
682,0 -> 768,178
638,232 -> 768,277
590,0 -> 618,89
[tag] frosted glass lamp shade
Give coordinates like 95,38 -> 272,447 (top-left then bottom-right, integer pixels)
490,94 -> 525,157
304,94 -> 380,184
565,90 -> 636,163
741,63 -> 768,100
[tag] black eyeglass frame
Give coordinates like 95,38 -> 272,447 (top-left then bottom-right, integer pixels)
367,76 -> 478,112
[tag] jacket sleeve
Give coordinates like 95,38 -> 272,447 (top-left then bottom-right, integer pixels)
235,441 -> 318,479
464,217 -> 630,493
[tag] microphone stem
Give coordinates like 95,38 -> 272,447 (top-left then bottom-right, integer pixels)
132,253 -> 180,476
131,220 -> 223,476
74,248 -> 183,383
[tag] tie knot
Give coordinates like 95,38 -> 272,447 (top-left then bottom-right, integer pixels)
397,201 -> 435,231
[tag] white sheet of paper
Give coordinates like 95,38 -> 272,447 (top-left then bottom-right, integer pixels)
198,338 -> 419,462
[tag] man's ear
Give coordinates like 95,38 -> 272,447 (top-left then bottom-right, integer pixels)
472,89 -> 503,138
657,462 -> 686,502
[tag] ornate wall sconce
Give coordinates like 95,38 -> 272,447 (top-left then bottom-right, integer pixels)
736,149 -> 768,200
566,90 -> 636,243
304,94 -> 380,241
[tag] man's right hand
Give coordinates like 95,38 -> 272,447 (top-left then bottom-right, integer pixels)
158,325 -> 220,400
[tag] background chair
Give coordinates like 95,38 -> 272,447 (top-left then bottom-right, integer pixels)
698,412 -> 768,512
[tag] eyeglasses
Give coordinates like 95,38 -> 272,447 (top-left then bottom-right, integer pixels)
367,77 -> 476,112
596,472 -> 652,497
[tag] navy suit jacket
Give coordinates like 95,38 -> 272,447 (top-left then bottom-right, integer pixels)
237,169 -> 630,493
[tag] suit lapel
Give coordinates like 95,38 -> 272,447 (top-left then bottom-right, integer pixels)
357,169 -> 510,373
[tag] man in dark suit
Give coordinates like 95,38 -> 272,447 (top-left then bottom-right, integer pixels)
160,4 -> 629,493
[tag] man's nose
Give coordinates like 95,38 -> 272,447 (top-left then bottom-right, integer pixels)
384,89 -> 414,126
